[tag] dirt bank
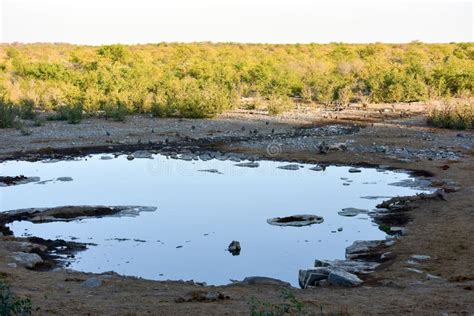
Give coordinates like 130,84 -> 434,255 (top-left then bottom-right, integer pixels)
0,105 -> 473,315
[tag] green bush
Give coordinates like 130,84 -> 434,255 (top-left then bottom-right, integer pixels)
0,43 -> 472,119
50,103 -> 83,124
104,102 -> 128,121
0,280 -> 32,316
428,100 -> 473,129
0,101 -> 17,128
18,99 -> 36,120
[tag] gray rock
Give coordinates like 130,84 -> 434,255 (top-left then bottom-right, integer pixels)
299,267 -> 332,288
82,277 -> 102,288
133,150 -> 153,159
11,252 -> 43,268
198,169 -> 223,175
314,259 -> 380,274
309,165 -> 324,171
345,240 -> 390,260
235,162 -> 259,168
56,177 -> 73,182
100,155 -> 113,160
348,168 -> 361,173
327,269 -> 362,287
7,263 -> 17,268
338,208 -> 368,217
277,164 -> 301,171
126,155 -> 135,161
240,277 -> 291,287
411,255 -> 431,261
267,214 -> 324,227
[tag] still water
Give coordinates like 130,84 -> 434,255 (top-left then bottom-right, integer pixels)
0,154 -> 429,286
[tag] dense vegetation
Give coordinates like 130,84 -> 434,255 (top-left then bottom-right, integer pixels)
0,42 -> 473,121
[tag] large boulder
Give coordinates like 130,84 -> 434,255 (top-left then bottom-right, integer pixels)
11,252 -> 43,268
298,267 -> 332,289
327,269 -> 362,287
240,277 -> 291,287
345,240 -> 394,260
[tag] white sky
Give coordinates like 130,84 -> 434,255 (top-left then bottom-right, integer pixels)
0,0 -> 472,44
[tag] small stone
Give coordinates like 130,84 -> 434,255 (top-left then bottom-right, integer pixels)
337,227 -> 343,232
411,255 -> 431,261
82,277 -> 102,288
126,155 -> 135,161
348,168 -> 361,173
56,177 -> 73,182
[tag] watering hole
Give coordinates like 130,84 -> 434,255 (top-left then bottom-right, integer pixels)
0,154 -> 431,286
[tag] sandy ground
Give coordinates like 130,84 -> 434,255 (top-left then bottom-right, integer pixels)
0,104 -> 473,315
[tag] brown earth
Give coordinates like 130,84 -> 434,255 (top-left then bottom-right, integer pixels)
0,104 -> 473,315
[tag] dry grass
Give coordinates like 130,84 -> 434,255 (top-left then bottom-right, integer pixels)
428,98 -> 473,129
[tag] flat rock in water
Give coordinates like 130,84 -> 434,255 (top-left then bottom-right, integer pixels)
277,164 -> 301,170
267,214 -> 324,227
100,155 -> 113,160
327,269 -> 362,287
56,177 -> 73,182
235,162 -> 259,168
133,151 -> 153,159
0,176 -> 40,186
198,169 -> 223,175
309,166 -> 324,171
348,168 -> 361,173
338,208 -> 368,217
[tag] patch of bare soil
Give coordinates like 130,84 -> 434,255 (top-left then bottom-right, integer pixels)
0,105 -> 473,315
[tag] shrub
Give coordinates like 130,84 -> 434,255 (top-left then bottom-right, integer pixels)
249,291 -> 305,316
18,99 -> 36,120
104,102 -> 128,121
51,103 -> 83,124
0,280 -> 32,316
0,101 -> 17,128
267,96 -> 295,115
427,100 -> 473,129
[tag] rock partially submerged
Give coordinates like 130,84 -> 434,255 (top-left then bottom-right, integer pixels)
0,176 -> 40,187
277,164 -> 301,170
267,215 -> 324,227
198,169 -> 223,175
228,240 -> 241,256
338,208 -> 368,217
0,205 -> 157,226
235,162 -> 259,168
